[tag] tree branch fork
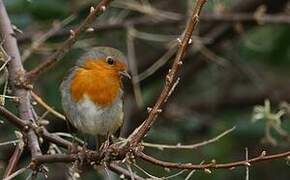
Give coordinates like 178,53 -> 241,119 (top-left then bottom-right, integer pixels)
1,104 -> 290,173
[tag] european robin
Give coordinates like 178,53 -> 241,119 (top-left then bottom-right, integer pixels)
60,47 -> 130,146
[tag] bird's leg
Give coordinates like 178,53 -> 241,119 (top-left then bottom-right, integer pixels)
103,133 -> 111,150
112,137 -> 129,148
97,135 -> 107,151
98,134 -> 112,160
96,135 -> 101,151
109,128 -> 129,147
68,132 -> 79,153
65,120 -> 81,149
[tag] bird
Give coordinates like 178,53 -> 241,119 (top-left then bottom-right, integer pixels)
60,47 -> 130,148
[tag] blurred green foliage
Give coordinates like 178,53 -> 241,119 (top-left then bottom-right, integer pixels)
1,0 -> 290,179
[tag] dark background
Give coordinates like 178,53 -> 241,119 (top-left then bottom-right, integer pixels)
1,0 -> 290,179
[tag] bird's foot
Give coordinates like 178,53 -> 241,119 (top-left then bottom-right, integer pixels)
112,137 -> 129,148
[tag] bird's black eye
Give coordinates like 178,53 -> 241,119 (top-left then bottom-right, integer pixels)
106,56 -> 114,65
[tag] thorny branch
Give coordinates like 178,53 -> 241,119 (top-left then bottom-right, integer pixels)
0,0 -> 41,177
25,0 -> 114,82
136,150 -> 290,170
128,0 -> 207,146
17,13 -> 290,45
0,0 -> 142,178
1,108 -> 289,173
4,144 -> 24,178
31,91 -> 66,121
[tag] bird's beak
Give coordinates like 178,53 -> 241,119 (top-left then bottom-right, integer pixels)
119,71 -> 131,79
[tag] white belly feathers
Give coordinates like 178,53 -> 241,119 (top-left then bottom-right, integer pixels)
70,94 -> 123,136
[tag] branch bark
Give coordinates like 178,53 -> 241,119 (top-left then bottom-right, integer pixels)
0,0 -> 42,176
2,101 -> 290,177
0,106 -> 72,149
4,145 -> 24,178
17,13 -> 290,45
128,0 -> 208,146
136,150 -> 290,170
25,0 -> 114,82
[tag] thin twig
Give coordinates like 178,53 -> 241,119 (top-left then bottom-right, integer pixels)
162,169 -> 187,179
31,91 -> 66,121
17,16 -> 181,44
0,139 -> 20,146
127,26 -> 143,106
128,0 -> 208,146
0,106 -> 30,129
185,161 -> 204,180
136,44 -> 177,82
136,150 -> 290,170
126,164 -> 135,180
3,101 -> 290,176
21,15 -> 75,62
26,0 -> 114,81
18,12 -> 290,45
108,163 -> 145,180
0,71 -> 9,106
0,0 -> 42,176
103,162 -> 113,180
32,154 -> 78,164
112,0 -> 182,21
53,132 -> 85,145
4,145 -> 24,177
129,27 -> 178,42
0,106 -> 73,149
3,166 -> 28,180
41,129 -> 73,149
133,163 -> 161,179
142,126 -> 235,150
245,148 -> 249,180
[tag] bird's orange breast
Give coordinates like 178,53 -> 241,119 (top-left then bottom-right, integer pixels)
70,60 -> 121,107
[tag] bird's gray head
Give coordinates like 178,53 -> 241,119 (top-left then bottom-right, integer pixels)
77,47 -> 127,67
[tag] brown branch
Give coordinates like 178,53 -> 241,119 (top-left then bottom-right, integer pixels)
41,129 -> 73,149
17,16 -> 180,44
29,142 -> 290,174
32,154 -> 78,164
0,106 -> 30,130
25,0 -> 114,82
21,15 -> 75,62
129,0 -> 208,146
4,145 -> 24,178
0,0 -> 42,176
31,91 -> 66,121
123,0 -> 278,136
136,150 -> 290,170
31,153 -> 145,180
31,151 -> 99,165
18,13 -> 290,45
142,126 -> 236,150
0,106 -> 72,149
3,102 -> 290,175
